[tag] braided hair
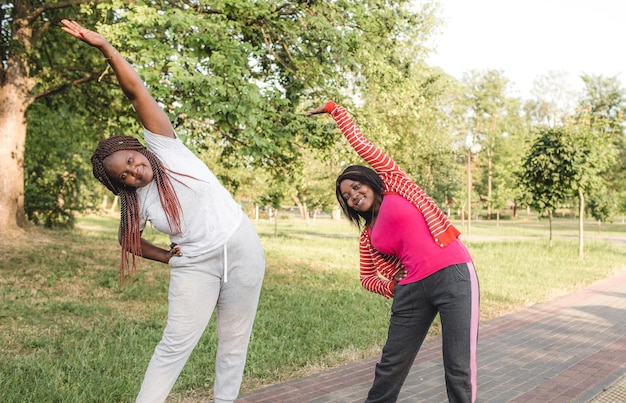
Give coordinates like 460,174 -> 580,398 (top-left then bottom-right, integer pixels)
91,135 -> 183,283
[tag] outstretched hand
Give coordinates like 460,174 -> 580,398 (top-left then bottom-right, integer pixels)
61,18 -> 174,138
305,104 -> 327,116
60,19 -> 109,49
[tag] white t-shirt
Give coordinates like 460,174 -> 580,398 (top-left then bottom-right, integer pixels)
136,128 -> 243,256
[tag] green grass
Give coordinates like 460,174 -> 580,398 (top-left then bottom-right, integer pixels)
0,215 -> 624,402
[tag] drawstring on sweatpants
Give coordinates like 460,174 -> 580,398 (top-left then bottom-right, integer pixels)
223,244 -> 228,283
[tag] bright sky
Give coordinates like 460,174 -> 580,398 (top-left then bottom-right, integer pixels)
423,0 -> 626,99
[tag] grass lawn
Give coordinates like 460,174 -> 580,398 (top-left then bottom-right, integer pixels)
0,215 -> 624,402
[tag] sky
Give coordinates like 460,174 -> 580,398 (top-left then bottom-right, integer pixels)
422,0 -> 626,99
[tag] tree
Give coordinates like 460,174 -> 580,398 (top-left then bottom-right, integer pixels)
587,189 -> 616,229
568,123 -> 615,257
462,69 -> 522,219
568,75 -> 623,256
2,0 -> 147,230
1,0 -> 437,231
24,99 -> 102,227
520,116 -> 617,255
578,74 -> 626,220
518,127 -> 573,247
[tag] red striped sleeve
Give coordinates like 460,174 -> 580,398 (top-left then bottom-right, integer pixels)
359,231 -> 402,299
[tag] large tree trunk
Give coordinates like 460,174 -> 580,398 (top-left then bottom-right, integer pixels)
0,92 -> 28,231
0,26 -> 35,232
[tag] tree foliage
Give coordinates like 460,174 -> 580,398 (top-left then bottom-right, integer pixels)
518,127 -> 573,214
358,64 -> 464,207
518,126 -> 576,245
4,1 -> 624,231
577,74 -> 626,216
460,69 -> 528,218
2,0 -> 437,228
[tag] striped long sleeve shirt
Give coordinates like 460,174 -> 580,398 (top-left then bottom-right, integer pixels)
325,101 -> 461,298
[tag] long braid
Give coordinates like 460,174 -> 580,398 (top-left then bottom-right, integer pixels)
118,190 -> 141,282
91,135 -> 183,284
144,151 -> 183,234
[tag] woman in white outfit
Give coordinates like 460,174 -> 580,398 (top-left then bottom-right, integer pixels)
61,20 -> 265,403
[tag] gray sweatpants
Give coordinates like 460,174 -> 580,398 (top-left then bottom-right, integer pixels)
136,216 -> 265,403
366,262 -> 480,403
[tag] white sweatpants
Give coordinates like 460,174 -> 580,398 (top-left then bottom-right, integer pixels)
136,216 -> 265,403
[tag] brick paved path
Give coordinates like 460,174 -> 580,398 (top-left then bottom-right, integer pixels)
237,269 -> 626,403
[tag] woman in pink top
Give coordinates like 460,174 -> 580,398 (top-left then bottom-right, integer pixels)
307,102 -> 480,403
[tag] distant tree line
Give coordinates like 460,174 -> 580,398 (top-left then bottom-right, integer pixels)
1,1 -> 624,237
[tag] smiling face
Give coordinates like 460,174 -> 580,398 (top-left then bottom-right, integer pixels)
103,150 -> 153,188
339,179 -> 376,213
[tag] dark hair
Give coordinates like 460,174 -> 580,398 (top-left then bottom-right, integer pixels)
335,165 -> 384,228
91,135 -> 182,284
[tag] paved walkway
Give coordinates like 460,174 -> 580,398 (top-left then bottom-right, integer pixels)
238,269 -> 626,403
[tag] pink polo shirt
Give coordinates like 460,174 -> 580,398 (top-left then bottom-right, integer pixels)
370,194 -> 472,285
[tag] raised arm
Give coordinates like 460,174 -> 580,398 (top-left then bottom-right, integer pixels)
61,19 -> 174,138
307,101 -> 402,175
